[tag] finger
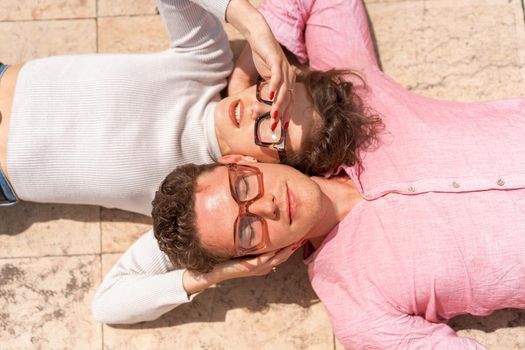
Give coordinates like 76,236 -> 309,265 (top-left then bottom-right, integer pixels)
271,66 -> 296,125
267,58 -> 283,103
238,251 -> 277,269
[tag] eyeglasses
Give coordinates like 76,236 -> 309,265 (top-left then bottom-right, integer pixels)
227,163 -> 269,256
254,77 -> 287,163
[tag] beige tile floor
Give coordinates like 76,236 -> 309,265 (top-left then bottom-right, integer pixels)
1,0 -> 525,349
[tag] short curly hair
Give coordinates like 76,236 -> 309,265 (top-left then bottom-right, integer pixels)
287,69 -> 383,175
151,162 -> 230,273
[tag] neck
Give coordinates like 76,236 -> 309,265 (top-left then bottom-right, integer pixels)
305,175 -> 362,242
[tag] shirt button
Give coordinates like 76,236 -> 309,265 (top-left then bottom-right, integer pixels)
497,179 -> 505,186
407,186 -> 415,193
452,181 -> 460,188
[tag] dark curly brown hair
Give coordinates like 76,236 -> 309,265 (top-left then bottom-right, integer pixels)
151,162 -> 230,273
288,69 -> 383,175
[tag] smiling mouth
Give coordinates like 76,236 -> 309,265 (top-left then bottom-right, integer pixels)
228,99 -> 243,128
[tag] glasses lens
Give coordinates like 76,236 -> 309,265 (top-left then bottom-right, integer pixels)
231,170 -> 260,201
257,116 -> 283,144
257,80 -> 272,102
236,216 -> 264,251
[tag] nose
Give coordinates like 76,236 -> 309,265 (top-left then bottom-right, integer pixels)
248,193 -> 278,220
250,100 -> 271,120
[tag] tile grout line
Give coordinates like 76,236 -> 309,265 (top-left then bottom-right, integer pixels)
0,13 -> 158,24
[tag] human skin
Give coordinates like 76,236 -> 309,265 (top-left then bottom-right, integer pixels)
193,155 -> 364,257
214,82 -> 318,162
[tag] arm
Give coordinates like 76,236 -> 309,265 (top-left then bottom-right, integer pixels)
92,229 -> 297,324
258,0 -> 379,72
156,0 -> 231,49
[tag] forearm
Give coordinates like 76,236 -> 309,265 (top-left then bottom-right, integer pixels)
92,270 -> 191,324
225,0 -> 270,41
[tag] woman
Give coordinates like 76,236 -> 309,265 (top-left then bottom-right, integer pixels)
0,0 -> 377,216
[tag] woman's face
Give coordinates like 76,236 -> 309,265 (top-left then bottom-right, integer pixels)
214,83 -> 318,162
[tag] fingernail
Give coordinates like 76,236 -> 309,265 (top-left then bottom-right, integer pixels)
291,245 -> 299,252
271,121 -> 278,131
300,239 -> 307,246
284,121 -> 290,130
269,91 -> 275,101
272,110 -> 279,119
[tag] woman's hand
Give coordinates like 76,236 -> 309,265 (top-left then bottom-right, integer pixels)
182,243 -> 300,295
226,0 -> 296,125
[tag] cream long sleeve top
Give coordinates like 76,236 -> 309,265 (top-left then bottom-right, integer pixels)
7,0 -> 232,216
88,0 -> 234,324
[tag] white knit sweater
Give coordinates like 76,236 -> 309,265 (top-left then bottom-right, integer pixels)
7,0 -> 232,324
7,0 -> 232,216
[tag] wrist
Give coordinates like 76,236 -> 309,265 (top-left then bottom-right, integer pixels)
182,269 -> 216,296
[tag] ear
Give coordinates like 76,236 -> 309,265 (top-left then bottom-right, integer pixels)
218,154 -> 258,164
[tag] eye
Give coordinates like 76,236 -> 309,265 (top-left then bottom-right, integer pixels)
235,176 -> 250,200
239,222 -> 255,248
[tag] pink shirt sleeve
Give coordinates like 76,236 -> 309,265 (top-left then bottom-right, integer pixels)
258,0 -> 379,71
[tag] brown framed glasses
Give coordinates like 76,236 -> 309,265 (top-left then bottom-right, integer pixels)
254,77 -> 287,163
227,163 -> 269,256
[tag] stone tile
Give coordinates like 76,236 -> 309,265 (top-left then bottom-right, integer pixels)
0,255 -> 101,349
0,201 -> 100,257
451,310 -> 525,349
102,253 -> 334,349
0,0 -> 95,21
101,208 -> 151,253
98,0 -> 157,17
366,0 -> 525,101
0,19 -> 96,62
98,15 -> 168,53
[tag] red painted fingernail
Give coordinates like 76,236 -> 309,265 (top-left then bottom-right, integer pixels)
272,110 -> 279,119
291,245 -> 299,252
300,239 -> 307,246
284,121 -> 290,130
271,121 -> 278,131
269,91 -> 275,100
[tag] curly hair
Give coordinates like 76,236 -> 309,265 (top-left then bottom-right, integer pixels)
287,69 -> 383,175
151,162 -> 230,273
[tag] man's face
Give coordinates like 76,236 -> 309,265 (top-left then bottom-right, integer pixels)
214,83 -> 318,162
194,161 -> 324,256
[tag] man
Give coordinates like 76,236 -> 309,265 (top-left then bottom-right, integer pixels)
151,157 -> 525,349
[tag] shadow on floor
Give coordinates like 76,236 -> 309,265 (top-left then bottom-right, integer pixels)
109,252 -> 319,330
450,308 -> 525,332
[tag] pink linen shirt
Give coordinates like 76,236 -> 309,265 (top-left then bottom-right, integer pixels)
259,0 -> 525,348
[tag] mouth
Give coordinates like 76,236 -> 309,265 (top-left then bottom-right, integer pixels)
228,99 -> 243,128
286,182 -> 296,225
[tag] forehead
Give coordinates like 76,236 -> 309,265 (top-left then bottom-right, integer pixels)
194,166 -> 237,256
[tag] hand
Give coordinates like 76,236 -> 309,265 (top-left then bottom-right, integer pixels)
215,244 -> 297,280
225,0 -> 296,125
182,243 -> 300,295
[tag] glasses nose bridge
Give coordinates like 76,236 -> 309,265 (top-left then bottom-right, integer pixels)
243,193 -> 276,218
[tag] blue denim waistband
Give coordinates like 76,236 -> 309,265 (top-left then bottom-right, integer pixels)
0,63 -> 9,80
0,62 -> 18,205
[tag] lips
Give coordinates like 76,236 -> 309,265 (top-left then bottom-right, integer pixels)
228,99 -> 243,128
